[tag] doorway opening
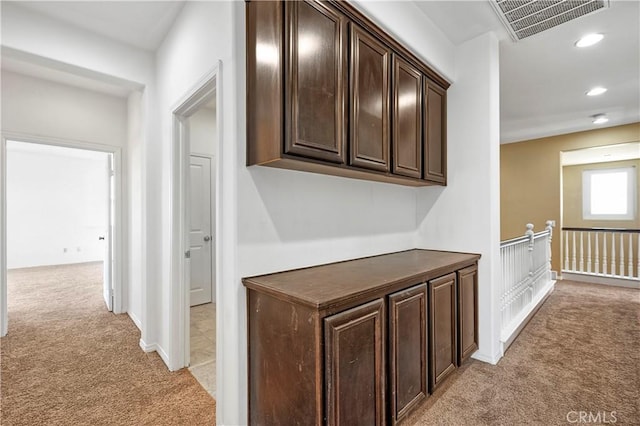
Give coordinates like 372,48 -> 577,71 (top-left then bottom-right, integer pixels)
171,67 -> 220,400
1,137 -> 123,336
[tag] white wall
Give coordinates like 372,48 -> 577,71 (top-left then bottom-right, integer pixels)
127,91 -> 144,329
1,71 -> 128,146
6,142 -> 108,268
416,32 -> 502,364
189,105 -> 217,157
352,1 -> 456,81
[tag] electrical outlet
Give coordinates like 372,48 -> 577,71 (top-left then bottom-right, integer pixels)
63,248 -> 67,253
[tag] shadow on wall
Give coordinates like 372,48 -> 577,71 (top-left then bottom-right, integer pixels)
415,185 -> 446,227
242,166 -> 419,243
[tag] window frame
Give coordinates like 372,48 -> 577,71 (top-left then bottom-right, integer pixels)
582,166 -> 637,221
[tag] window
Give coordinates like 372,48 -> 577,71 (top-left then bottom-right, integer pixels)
582,167 -> 636,220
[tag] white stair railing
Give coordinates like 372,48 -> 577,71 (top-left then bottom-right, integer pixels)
500,221 -> 556,352
561,228 -> 639,282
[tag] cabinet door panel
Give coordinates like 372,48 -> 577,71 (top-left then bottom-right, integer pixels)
285,0 -> 347,163
392,56 -> 422,178
458,265 -> 478,365
424,81 -> 446,184
389,284 -> 428,424
429,273 -> 457,392
325,298 -> 385,426
350,24 -> 391,172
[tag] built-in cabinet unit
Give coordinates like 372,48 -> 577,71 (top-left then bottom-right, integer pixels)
244,249 -> 480,425
247,0 -> 449,187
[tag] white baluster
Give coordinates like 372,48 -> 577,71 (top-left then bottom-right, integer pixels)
579,232 -> 584,272
603,232 -> 607,275
619,233 -> 625,277
586,232 -> 592,273
526,224 -> 534,278
636,234 -> 640,278
564,231 -> 569,271
611,233 -> 616,276
594,233 -> 600,274
572,231 -> 577,271
628,233 -> 633,279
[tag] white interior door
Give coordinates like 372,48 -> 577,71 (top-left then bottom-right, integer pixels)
102,154 -> 114,311
189,155 -> 213,306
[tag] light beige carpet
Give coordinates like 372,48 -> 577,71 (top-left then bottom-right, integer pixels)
0,262 -> 215,425
406,280 -> 640,425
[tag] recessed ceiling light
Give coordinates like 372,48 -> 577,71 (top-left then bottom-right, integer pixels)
592,114 -> 609,124
586,87 -> 607,96
575,33 -> 604,47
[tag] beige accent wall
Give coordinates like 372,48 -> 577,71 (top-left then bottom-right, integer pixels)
500,122 -> 640,272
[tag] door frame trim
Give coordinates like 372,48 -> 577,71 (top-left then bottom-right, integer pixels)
0,132 -> 125,336
170,64 -> 220,370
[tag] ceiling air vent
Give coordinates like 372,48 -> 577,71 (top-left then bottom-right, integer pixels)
490,0 -> 610,41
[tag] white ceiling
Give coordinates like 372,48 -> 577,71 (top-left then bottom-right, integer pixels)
15,1 -> 185,51
3,1 -> 638,144
415,0 -> 640,144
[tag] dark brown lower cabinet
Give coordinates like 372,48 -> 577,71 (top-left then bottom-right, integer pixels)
325,299 -> 385,426
243,249 -> 480,425
429,273 -> 457,392
457,264 -> 479,365
389,284 -> 428,424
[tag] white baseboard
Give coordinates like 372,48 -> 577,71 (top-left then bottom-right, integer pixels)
500,280 -> 555,353
128,311 -> 142,330
139,338 -> 157,353
471,350 -> 501,365
561,272 -> 639,289
139,339 -> 171,369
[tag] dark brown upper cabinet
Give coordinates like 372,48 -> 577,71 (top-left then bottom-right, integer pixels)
392,55 -> 423,178
424,79 -> 447,184
285,0 -> 347,163
349,24 -> 391,172
246,0 -> 449,187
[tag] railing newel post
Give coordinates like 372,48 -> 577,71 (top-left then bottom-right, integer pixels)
526,223 -> 534,277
